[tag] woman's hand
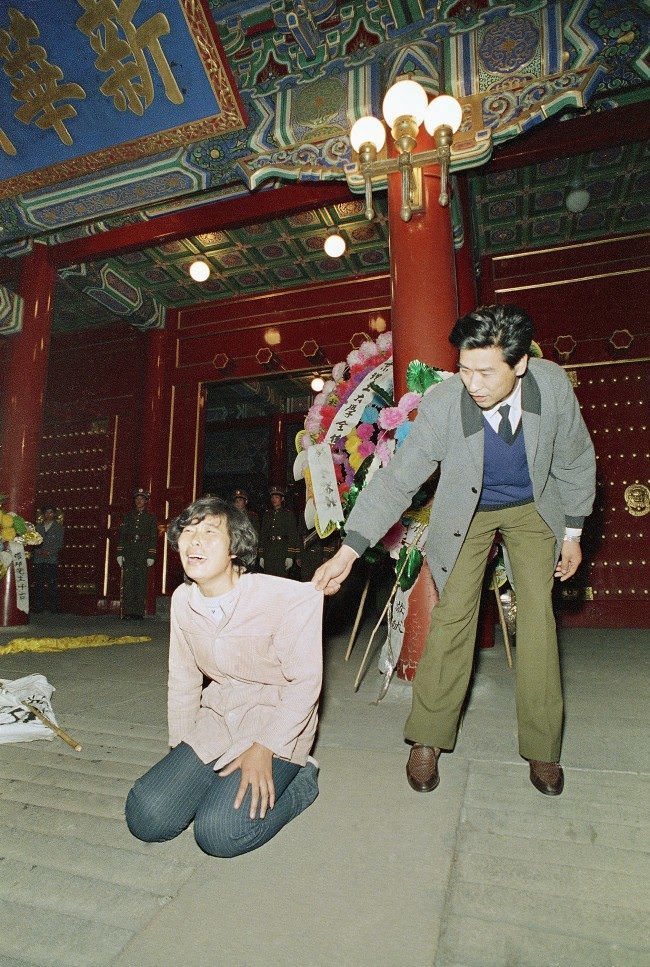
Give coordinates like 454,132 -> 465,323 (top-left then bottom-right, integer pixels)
218,742 -> 275,819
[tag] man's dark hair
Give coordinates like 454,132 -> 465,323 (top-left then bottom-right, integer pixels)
449,304 -> 534,367
167,496 -> 257,568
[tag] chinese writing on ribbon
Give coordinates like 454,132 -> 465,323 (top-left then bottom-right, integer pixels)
76,0 -> 183,116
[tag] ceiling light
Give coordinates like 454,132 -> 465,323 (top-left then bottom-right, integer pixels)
189,259 -> 210,282
565,178 -> 590,213
310,374 -> 325,392
324,232 -> 346,258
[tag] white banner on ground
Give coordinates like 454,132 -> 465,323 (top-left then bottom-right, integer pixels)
0,674 -> 56,743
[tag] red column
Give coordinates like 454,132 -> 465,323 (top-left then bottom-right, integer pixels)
387,132 -> 458,680
0,243 -> 55,626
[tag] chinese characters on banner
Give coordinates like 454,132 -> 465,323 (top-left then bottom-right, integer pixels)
9,540 -> 29,613
0,1 -> 183,156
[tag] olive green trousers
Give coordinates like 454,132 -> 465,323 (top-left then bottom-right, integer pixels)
404,503 -> 563,763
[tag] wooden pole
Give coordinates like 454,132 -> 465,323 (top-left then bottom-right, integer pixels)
492,577 -> 513,669
22,701 -> 82,751
344,575 -> 370,661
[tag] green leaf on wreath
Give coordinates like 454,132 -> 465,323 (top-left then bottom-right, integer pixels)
397,545 -> 423,591
406,360 -> 444,395
368,381 -> 394,407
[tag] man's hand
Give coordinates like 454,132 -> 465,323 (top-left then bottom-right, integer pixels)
218,742 -> 275,819
284,557 -> 293,570
147,558 -> 154,567
555,540 -> 582,581
116,556 -> 123,567
312,545 -> 358,595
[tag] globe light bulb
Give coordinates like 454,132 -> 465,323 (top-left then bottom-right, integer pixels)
382,78 -> 428,128
424,95 -> 463,136
350,115 -> 386,153
310,375 -> 325,392
565,179 -> 591,213
189,259 -> 210,282
324,233 -> 346,258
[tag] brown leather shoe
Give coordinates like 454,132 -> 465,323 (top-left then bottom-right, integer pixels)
529,760 -> 564,796
406,744 -> 441,792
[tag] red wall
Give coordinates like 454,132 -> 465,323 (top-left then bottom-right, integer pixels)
40,323 -> 149,612
479,232 -> 650,627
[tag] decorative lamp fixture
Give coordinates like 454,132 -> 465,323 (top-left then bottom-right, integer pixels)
565,178 -> 590,213
324,232 -> 346,258
310,374 -> 325,392
350,77 -> 463,221
189,259 -> 210,282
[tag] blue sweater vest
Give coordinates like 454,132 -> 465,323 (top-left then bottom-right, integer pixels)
478,419 -> 534,510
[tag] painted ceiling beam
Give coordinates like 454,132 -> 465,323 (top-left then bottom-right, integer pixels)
50,181 -> 354,268
484,101 -> 650,173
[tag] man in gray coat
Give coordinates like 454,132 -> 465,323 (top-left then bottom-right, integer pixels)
313,304 -> 596,797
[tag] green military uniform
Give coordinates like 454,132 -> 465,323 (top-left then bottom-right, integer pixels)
259,505 -> 299,577
232,488 -> 260,540
117,491 -> 158,618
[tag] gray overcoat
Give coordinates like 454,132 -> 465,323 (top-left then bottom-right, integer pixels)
344,358 -> 596,595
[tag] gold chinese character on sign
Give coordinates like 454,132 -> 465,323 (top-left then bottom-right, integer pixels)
76,0 -> 183,116
0,8 -> 85,146
0,128 -> 16,155
624,483 -> 650,517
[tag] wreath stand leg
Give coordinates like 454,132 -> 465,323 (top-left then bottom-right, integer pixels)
492,575 -> 513,669
344,576 -> 370,662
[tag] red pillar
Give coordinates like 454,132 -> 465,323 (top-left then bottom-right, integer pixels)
0,243 -> 55,626
387,132 -> 459,680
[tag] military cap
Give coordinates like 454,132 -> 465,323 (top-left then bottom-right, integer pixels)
233,488 -> 249,501
133,487 -> 150,499
269,485 -> 286,496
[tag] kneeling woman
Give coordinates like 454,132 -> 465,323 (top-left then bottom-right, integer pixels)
125,496 -> 323,857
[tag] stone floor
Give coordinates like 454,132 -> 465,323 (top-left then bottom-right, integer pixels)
0,609 -> 648,967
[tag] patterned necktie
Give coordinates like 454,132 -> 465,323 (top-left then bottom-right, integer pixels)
498,403 -> 514,444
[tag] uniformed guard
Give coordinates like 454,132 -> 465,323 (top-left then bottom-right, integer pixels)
32,505 -> 65,613
117,488 -> 158,618
258,486 -> 300,577
232,488 -> 260,539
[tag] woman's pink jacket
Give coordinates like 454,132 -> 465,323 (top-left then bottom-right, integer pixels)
168,572 -> 323,769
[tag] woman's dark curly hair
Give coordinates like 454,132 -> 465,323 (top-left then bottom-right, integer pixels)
167,496 -> 258,569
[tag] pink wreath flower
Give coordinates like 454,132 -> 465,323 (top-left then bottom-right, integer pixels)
375,439 -> 394,465
378,390 -> 422,430
378,406 -> 404,430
